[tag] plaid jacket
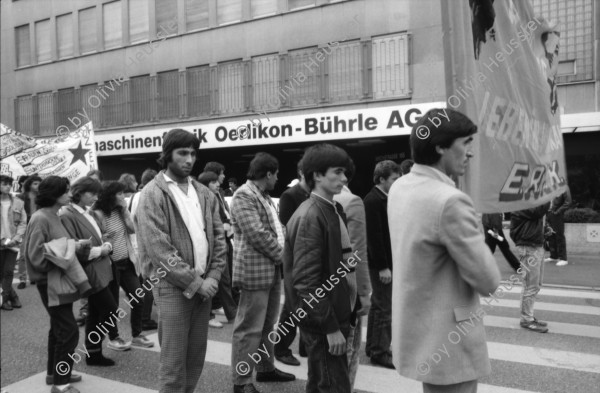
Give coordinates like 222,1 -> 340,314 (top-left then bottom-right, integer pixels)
136,172 -> 227,299
230,180 -> 284,290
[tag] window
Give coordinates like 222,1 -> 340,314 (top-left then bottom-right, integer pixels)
185,0 -> 209,31
288,0 -> 315,10
35,19 -> 51,63
372,33 -> 410,99
80,84 -> 101,127
79,8 -> 96,54
252,0 -> 277,18
218,61 -> 245,114
15,24 -> 31,67
131,75 -> 153,123
56,14 -> 74,59
158,70 -> 180,119
129,0 -> 149,43
101,79 -> 128,126
187,65 -> 211,117
56,88 -> 76,130
252,54 -> 280,111
287,48 -> 320,107
156,0 -> 178,34
218,0 -> 242,25
328,41 -> 362,103
103,1 -> 122,50
37,92 -> 55,135
558,60 -> 576,76
15,95 -> 35,135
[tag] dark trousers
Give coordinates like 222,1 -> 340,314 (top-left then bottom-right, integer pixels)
211,258 -> 238,321
547,213 -> 567,260
274,299 -> 306,357
302,329 -> 351,393
109,260 -> 143,338
139,275 -> 155,324
484,229 -> 520,271
37,283 -> 79,385
86,285 -> 120,352
366,268 -> 392,358
0,249 -> 18,301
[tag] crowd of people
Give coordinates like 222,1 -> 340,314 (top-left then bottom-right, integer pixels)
0,108 -> 569,393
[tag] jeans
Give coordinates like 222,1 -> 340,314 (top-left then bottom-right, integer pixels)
484,229 -> 520,271
86,285 -> 120,352
17,253 -> 27,282
303,329 -> 351,393
37,283 -> 79,385
231,280 -> 281,385
211,259 -> 238,321
423,380 -> 478,393
139,275 -> 155,324
109,260 -> 143,337
547,213 -> 567,260
346,318 -> 362,390
274,298 -> 306,357
0,249 -> 18,301
516,245 -> 544,322
366,268 -> 392,358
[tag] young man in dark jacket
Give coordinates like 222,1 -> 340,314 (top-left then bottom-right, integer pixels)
284,144 -> 355,393
510,202 -> 551,333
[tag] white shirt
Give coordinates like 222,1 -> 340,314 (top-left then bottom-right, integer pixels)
164,174 -> 209,275
72,203 -> 106,260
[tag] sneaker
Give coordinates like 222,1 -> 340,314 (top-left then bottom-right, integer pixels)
17,282 -> 26,289
50,384 -> 80,393
520,320 -> 549,333
544,258 -> 558,263
107,337 -> 131,351
209,319 -> 223,328
132,334 -> 154,348
556,260 -> 568,266
46,373 -> 82,385
214,307 -> 225,316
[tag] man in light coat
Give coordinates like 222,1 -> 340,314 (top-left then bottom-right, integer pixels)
388,108 -> 500,393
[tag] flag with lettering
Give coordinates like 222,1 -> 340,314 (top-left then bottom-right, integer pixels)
0,122 -> 98,192
446,0 -> 567,212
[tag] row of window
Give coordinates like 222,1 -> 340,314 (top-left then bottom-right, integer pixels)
15,33 -> 411,135
15,0 -> 346,68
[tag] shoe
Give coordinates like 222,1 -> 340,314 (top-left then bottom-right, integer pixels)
1,301 -> 13,311
17,282 -> 26,289
255,368 -> 295,382
142,320 -> 158,330
107,337 -> 131,351
85,352 -> 116,366
46,373 -> 82,385
544,258 -> 558,263
532,317 -> 548,327
275,353 -> 301,366
520,320 -> 549,333
370,353 -> 395,369
556,260 -> 568,266
214,307 -> 225,315
10,296 -> 22,308
233,383 -> 260,393
132,334 -> 154,348
209,319 -> 223,328
50,384 -> 80,393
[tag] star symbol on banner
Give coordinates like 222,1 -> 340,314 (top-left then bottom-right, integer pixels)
69,141 -> 91,165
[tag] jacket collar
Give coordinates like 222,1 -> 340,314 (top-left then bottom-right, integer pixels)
154,171 -> 207,218
411,164 -> 457,187
371,186 -> 387,200
64,204 -> 103,243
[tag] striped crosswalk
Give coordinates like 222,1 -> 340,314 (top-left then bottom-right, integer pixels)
3,286 -> 599,393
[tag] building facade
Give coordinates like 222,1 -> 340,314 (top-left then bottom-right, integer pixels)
1,0 -> 598,205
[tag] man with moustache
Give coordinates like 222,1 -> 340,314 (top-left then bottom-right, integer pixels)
388,109 -> 500,393
230,153 -> 295,393
136,129 -> 227,393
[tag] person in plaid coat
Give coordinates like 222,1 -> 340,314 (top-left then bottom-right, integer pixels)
230,153 -> 295,393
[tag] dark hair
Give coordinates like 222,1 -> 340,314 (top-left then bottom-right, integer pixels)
0,175 -> 14,185
204,162 -> 225,175
157,129 -> 200,169
373,160 -> 400,184
86,169 -> 103,181
93,181 -> 126,215
23,175 -> 43,192
35,176 -> 70,208
247,153 -> 279,180
118,173 -> 137,193
301,144 -> 352,190
410,108 -> 477,165
71,177 -> 102,204
197,171 -> 219,187
228,177 -> 237,185
346,157 -> 356,183
140,168 -> 158,187
18,176 -> 29,191
399,159 -> 414,175
296,159 -> 304,177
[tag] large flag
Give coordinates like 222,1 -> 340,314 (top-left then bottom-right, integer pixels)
445,0 -> 567,212
0,122 -> 98,192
